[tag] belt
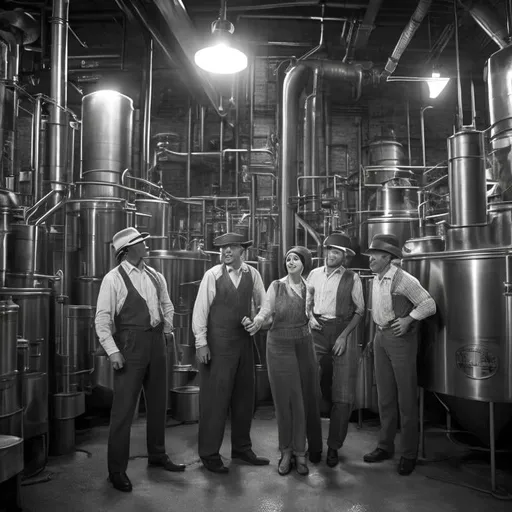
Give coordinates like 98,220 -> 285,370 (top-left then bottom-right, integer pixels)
313,313 -> 345,324
145,322 -> 163,333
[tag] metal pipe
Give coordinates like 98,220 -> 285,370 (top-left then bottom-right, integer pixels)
507,0 -> 512,40
251,174 -> 257,242
297,4 -> 325,61
420,106 -> 433,168
249,56 -> 255,155
33,95 -> 42,201
192,1 -> 367,12
459,0 -> 508,49
187,105 -> 193,232
49,0 -> 70,203
199,105 -> 206,152
25,189 -> 60,223
295,213 -> 322,256
489,401 -> 496,492
311,70 -> 321,211
140,36 -> 153,177
406,95 -> 412,166
281,60 -> 362,263
239,14 -> 348,22
357,118 -> 363,242
68,54 -> 120,59
381,0 -> 432,77
158,146 -> 274,159
34,199 -> 65,226
219,117 -> 224,189
303,93 -> 315,197
454,2 -> 463,130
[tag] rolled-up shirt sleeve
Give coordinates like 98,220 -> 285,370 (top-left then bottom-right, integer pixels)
254,281 -> 277,323
157,272 -> 175,334
95,273 -> 119,357
352,273 -> 365,316
398,272 -> 436,321
192,270 -> 217,349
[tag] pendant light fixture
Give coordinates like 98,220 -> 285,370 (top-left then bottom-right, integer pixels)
426,70 -> 450,99
194,0 -> 248,75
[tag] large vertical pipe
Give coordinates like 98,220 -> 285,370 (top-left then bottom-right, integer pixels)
32,96 -> 42,201
280,60 -> 361,264
303,94 -> 314,197
310,70 -> 320,211
140,36 -> 153,178
49,0 -> 70,202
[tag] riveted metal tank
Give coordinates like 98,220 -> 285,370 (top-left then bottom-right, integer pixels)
134,198 -> 171,251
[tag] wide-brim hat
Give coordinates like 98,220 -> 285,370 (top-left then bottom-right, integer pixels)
323,232 -> 355,257
284,246 -> 313,274
112,227 -> 150,255
213,232 -> 252,248
363,233 -> 402,259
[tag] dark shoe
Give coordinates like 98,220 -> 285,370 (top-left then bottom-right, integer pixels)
295,455 -> 309,476
326,448 -> 339,468
108,472 -> 132,492
308,451 -> 322,464
231,449 -> 270,466
363,448 -> 393,463
148,454 -> 186,472
278,452 -> 292,476
397,457 -> 416,476
201,458 -> 229,474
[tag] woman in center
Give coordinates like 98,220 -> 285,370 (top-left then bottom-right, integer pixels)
248,246 -> 322,476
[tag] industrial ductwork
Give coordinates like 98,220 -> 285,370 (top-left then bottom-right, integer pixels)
459,0 -> 509,49
280,60 -> 362,258
115,0 -> 223,116
381,0 -> 432,78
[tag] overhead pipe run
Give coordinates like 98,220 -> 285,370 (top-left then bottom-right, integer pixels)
458,0 -> 509,49
381,0 -> 432,78
280,60 -> 362,263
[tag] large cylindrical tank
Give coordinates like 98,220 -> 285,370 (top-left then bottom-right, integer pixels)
368,139 -> 405,167
0,289 -> 51,375
134,199 -> 172,251
55,306 -> 94,392
0,299 -> 19,377
67,199 -> 129,278
487,44 -> 512,140
81,90 -> 133,173
6,224 -> 48,275
447,130 -> 487,227
361,216 -> 419,250
146,250 -> 211,309
403,250 -> 512,402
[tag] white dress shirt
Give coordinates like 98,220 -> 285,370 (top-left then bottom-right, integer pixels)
192,263 -> 266,349
371,264 -> 436,327
95,260 -> 175,356
306,265 -> 365,318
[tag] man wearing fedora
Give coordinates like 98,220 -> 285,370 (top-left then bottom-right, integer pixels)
363,233 -> 436,476
95,227 -> 186,492
192,232 -> 268,473
306,232 -> 365,467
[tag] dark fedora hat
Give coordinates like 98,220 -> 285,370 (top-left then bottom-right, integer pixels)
213,232 -> 252,248
323,232 -> 355,256
364,233 -> 402,259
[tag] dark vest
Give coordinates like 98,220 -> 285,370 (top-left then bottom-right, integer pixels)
114,264 -> 157,332
207,265 -> 253,340
335,269 -> 356,322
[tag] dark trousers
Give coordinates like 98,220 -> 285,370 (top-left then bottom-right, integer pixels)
374,327 -> 418,460
267,329 -> 322,456
311,318 -> 359,450
198,335 -> 254,461
108,326 -> 167,473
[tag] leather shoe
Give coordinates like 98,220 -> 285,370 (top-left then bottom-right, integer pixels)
231,449 -> 270,466
295,455 -> 309,476
308,451 -> 321,464
278,452 -> 292,476
108,472 -> 132,492
148,454 -> 186,472
326,448 -> 339,468
397,457 -> 416,476
201,458 -> 229,474
363,448 -> 393,463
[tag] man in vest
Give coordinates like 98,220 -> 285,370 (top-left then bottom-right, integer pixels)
192,232 -> 269,473
95,227 -> 186,493
307,232 -> 365,467
363,233 -> 436,476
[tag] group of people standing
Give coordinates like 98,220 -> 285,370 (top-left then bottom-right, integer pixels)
95,226 -> 436,493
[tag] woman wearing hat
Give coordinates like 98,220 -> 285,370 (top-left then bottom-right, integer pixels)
363,233 -> 436,476
248,246 -> 321,476
95,227 -> 186,492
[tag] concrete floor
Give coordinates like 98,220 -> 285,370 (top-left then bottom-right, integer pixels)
18,409 -> 512,512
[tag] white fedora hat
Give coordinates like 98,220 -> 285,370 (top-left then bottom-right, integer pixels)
112,227 -> 150,255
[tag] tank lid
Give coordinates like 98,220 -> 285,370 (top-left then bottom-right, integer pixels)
0,298 -> 19,311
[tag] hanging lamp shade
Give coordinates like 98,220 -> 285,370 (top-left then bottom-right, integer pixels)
194,17 -> 247,74
427,71 -> 450,99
